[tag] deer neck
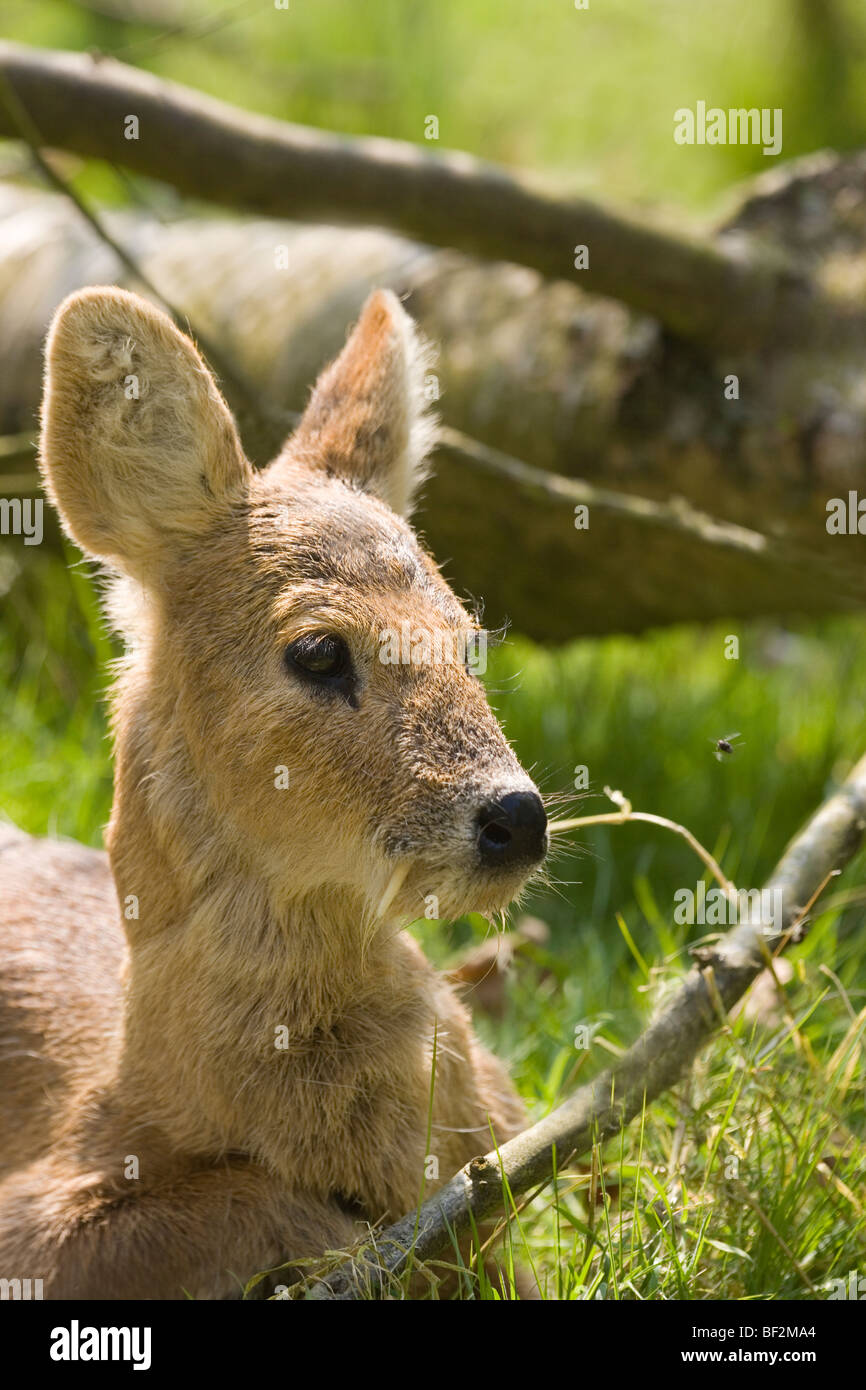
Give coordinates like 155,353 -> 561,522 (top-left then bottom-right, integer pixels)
102,682 -> 429,1160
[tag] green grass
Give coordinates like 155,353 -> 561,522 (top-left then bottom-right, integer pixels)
3,540 -> 865,1299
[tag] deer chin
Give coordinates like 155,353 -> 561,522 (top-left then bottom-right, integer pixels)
373,858 -> 537,927
468,871 -> 537,920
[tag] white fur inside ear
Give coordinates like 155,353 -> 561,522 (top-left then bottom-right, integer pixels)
86,334 -> 136,383
387,302 -> 439,518
39,287 -> 251,577
275,288 -> 440,519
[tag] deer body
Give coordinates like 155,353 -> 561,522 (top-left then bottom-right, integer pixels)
0,288 -> 546,1298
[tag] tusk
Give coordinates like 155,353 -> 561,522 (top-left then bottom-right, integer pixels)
376,861 -> 410,920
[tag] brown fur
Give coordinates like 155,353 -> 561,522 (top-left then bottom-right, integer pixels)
0,288 -> 546,1299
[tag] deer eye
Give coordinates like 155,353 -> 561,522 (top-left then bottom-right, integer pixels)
284,633 -> 356,703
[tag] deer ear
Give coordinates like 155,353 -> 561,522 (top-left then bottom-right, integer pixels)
281,289 -> 437,517
40,286 -> 251,580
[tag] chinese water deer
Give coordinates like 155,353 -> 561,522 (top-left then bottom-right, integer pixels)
0,286 -> 548,1299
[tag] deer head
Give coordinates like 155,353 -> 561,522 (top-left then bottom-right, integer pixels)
39,287 -> 548,940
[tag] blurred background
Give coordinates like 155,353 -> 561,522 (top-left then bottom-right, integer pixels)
4,0 -> 866,205
1,0 -> 865,1298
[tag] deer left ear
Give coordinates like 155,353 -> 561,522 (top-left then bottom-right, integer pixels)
279,289 -> 437,517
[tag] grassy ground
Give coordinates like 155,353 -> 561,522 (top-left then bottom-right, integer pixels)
3,541 -> 865,1299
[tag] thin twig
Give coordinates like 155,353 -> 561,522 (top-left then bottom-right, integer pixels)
549,785 -> 737,902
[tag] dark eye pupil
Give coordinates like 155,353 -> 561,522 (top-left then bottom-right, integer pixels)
285,634 -> 354,699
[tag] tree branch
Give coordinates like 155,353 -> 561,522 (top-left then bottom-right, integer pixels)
437,426 -> 866,606
2,178 -> 866,637
0,40 -> 856,353
306,753 -> 866,1299
439,426 -> 768,559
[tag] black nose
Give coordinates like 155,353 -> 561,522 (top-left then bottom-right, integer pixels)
476,791 -> 548,869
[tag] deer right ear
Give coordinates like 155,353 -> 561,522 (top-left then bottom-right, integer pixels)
40,287 -> 251,580
277,289 -> 437,518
